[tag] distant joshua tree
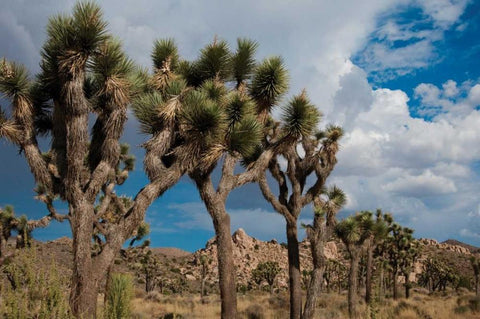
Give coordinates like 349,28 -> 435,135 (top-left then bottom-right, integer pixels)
364,210 -> 389,304
381,222 -> 419,299
471,256 -> 480,295
252,261 -> 281,294
0,205 -> 56,258
335,212 -> 375,319
303,186 -> 346,319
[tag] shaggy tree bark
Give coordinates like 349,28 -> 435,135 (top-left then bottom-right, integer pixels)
348,248 -> 361,319
258,130 -> 341,319
0,15 -> 189,316
191,152 -> 274,319
365,242 -> 374,304
303,191 -> 343,319
193,171 -> 237,319
286,218 -> 303,319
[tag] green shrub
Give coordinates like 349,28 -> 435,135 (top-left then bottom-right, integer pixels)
104,273 -> 134,319
0,246 -> 73,318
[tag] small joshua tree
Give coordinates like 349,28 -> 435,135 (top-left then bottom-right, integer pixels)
381,222 -> 418,299
200,254 -> 210,299
335,211 -> 374,319
0,205 -> 57,259
364,210 -> 389,304
252,261 -> 281,294
303,186 -> 346,319
471,256 -> 480,296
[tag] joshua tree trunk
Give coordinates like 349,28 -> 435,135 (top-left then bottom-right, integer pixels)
303,266 -> 325,319
365,245 -> 374,304
286,218 -> 302,319
213,212 -> 237,319
348,249 -> 361,319
193,167 -> 241,319
379,264 -> 385,300
70,205 -> 100,318
201,277 -> 207,299
392,271 -> 398,300
476,275 -> 479,296
303,214 -> 328,319
404,272 -> 410,299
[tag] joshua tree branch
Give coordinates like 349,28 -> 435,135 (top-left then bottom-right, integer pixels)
234,148 -> 275,188
258,172 -> 291,220
302,152 -> 335,206
143,129 -> 173,181
268,158 -> 289,206
120,161 -> 185,238
217,153 -> 237,200
95,183 -> 115,219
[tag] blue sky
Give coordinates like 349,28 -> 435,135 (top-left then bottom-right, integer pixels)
1,0 -> 480,252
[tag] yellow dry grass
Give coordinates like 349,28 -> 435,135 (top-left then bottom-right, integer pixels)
130,290 -> 480,319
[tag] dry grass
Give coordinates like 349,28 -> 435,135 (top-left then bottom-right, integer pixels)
130,290 -> 480,319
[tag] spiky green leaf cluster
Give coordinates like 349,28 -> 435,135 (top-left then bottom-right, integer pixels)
225,92 -> 256,127
200,79 -> 227,102
131,92 -> 164,134
281,93 -> 320,138
196,40 -> 232,82
180,91 -> 225,144
250,56 -> 289,111
0,60 -> 30,99
228,116 -> 262,157
326,185 -> 347,209
324,125 -> 344,142
165,78 -> 187,97
90,39 -> 134,81
231,38 -> 258,85
335,211 -> 374,246
39,2 -> 108,94
152,38 -> 179,71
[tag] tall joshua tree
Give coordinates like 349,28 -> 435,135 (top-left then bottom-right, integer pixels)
257,95 -> 344,319
0,3 -> 196,317
303,186 -> 346,319
335,212 -> 374,319
157,38 -> 288,318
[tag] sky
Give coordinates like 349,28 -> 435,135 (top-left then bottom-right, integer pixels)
1,0 -> 480,252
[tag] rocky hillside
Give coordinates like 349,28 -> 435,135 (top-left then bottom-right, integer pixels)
187,228 -> 340,289
3,229 -> 478,294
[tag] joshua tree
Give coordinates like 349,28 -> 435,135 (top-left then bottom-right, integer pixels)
381,222 -> 418,299
129,222 -> 150,247
257,94 -> 343,319
364,210 -> 389,305
335,211 -> 374,319
324,258 -> 348,293
418,257 -> 459,292
199,254 -> 210,299
0,206 -> 17,257
0,3 -> 196,317
302,186 -> 346,319
471,256 -> 480,295
251,261 -> 281,294
0,205 -> 57,259
177,38 -> 286,319
142,37 -> 287,318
